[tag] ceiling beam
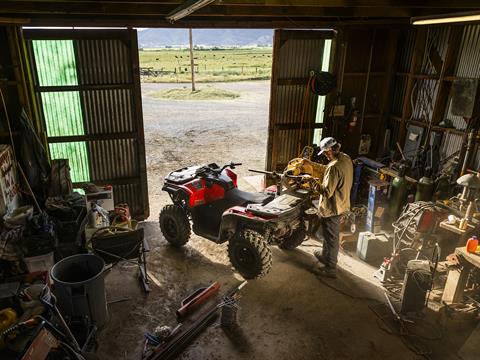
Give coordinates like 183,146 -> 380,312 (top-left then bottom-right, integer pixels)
21,15 -> 409,28
6,0 -> 480,8
0,2 -> 471,18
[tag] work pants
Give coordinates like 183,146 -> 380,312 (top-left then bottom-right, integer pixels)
320,215 -> 341,268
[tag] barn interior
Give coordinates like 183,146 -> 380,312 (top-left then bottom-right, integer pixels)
1,1 -> 480,359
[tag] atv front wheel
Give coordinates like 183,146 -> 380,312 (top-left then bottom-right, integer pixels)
278,228 -> 306,250
159,205 -> 191,247
228,229 -> 272,279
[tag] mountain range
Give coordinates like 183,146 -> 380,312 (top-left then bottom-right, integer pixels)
137,28 -> 273,48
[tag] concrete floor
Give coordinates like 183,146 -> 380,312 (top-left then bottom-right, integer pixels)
95,221 -> 475,360
96,81 -> 476,359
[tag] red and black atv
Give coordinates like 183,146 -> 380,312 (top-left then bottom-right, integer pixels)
159,162 -> 319,279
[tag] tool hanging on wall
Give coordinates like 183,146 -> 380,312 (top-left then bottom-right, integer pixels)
297,72 -> 316,154
298,71 -> 337,154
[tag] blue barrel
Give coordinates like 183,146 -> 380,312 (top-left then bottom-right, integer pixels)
50,254 -> 108,328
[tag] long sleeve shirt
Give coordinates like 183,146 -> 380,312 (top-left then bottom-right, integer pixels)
317,152 -> 353,218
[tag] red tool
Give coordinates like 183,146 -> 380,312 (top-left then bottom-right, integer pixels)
176,282 -> 220,318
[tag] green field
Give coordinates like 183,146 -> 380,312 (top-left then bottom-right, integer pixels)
139,47 -> 272,83
147,86 -> 240,100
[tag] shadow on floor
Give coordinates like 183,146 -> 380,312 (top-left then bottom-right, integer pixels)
96,221 -> 477,360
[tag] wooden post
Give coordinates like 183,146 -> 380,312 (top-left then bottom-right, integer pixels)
188,28 -> 195,92
399,28 -> 427,146
431,26 -> 463,126
442,264 -> 472,304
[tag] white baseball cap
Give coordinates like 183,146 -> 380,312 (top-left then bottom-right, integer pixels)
318,137 -> 338,155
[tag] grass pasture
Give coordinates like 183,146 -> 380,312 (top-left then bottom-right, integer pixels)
139,47 -> 272,83
147,86 -> 240,100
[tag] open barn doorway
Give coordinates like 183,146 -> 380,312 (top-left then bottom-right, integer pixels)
139,28 -> 275,219
140,28 -> 334,220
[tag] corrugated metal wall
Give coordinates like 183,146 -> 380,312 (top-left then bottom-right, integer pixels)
411,27 -> 449,123
389,24 -> 480,172
267,30 -> 333,171
440,25 -> 480,165
25,29 -> 149,219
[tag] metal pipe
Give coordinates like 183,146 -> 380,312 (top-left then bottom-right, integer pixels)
359,29 -> 376,135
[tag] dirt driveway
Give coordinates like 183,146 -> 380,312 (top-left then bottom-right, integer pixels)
141,80 -> 270,219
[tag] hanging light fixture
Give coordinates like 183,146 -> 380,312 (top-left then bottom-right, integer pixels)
166,0 -> 217,23
411,11 -> 480,26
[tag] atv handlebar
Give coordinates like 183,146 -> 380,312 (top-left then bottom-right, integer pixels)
248,169 -> 282,179
196,162 -> 242,177
219,162 -> 242,173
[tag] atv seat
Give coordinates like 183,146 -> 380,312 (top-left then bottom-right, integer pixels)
246,193 -> 303,217
226,188 -> 272,205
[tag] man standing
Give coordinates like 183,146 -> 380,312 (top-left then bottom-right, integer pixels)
314,137 -> 353,278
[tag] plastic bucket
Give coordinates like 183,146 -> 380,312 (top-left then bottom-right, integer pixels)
50,254 -> 108,328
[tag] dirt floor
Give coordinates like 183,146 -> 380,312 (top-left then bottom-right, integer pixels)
95,81 -> 476,359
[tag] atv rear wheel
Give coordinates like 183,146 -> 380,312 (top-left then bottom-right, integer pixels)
159,205 -> 191,247
278,228 -> 306,250
228,229 -> 272,279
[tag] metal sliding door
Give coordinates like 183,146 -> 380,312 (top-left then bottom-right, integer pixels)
24,29 -> 149,219
266,29 -> 335,171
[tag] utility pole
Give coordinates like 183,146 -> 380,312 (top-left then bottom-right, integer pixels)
189,28 -> 196,92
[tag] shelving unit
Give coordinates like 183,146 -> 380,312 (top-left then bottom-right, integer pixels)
388,26 -> 470,144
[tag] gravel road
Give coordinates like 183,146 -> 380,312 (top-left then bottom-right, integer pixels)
141,80 -> 270,219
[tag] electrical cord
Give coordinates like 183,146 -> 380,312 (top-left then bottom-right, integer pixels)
315,272 -> 380,302
370,296 -> 443,359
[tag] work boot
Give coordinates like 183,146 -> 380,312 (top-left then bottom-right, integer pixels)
313,250 -> 328,266
317,266 -> 337,279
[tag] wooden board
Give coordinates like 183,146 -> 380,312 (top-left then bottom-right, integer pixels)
456,246 -> 480,269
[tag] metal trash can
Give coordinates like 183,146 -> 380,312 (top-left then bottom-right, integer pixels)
51,254 -> 108,328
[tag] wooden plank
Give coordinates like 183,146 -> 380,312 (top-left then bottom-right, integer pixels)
0,2 -> 438,18
74,177 -> 140,187
224,0 -> 480,6
406,119 -> 467,136
277,78 -> 310,86
440,221 -> 475,236
456,246 -> 480,269
431,27 -> 463,125
5,0 -> 479,8
129,28 -> 150,220
275,122 -> 324,130
398,28 -> 427,146
378,29 -> 400,157
47,132 -> 138,143
266,29 -> 281,172
441,265 -> 471,304
344,72 -> 386,77
35,84 -> 133,92
23,28 -> 131,41
359,28 -> 375,135
0,16 -> 30,24
24,16 -> 409,28
278,29 -> 336,40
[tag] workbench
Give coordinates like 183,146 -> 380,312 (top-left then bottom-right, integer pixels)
439,220 -> 475,235
442,246 -> 480,304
